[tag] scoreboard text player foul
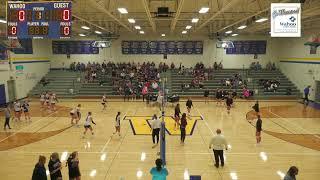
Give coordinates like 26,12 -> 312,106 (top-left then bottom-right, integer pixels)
7,1 -> 72,39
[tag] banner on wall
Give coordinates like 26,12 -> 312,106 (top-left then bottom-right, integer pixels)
15,65 -> 24,75
271,3 -> 301,37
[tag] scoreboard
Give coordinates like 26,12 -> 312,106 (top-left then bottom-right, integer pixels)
7,1 -> 72,39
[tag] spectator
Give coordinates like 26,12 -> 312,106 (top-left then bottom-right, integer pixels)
48,152 -> 63,180
218,62 -> 223,70
170,62 -> 175,69
213,62 -> 218,70
243,87 -> 250,99
272,62 -> 276,70
32,155 -> 47,180
66,151 -> 81,180
150,158 -> 169,180
284,166 -> 298,180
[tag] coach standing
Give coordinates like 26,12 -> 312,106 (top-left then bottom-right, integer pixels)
209,129 -> 228,168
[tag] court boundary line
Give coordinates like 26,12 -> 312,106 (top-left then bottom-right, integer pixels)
0,109 -> 58,143
268,107 -> 320,139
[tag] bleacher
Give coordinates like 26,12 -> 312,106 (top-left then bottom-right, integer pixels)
29,70 -> 81,98
29,68 -> 301,99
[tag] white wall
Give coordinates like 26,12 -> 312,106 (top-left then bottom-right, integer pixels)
277,35 -> 320,101
50,35 -> 278,69
0,39 -> 51,101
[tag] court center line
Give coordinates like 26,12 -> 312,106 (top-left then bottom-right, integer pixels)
99,108 -> 130,153
0,109 -> 57,143
0,150 -> 319,155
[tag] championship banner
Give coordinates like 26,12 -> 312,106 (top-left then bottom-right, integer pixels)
271,3 -> 301,37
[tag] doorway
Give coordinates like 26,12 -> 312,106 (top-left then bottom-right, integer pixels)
7,80 -> 16,102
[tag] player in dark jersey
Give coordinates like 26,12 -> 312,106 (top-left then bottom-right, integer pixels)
216,88 -> 223,106
174,103 -> 181,130
186,97 -> 193,116
256,115 -> 262,144
225,95 -> 233,114
204,88 -> 209,104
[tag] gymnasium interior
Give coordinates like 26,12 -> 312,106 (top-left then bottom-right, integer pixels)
0,0 -> 319,179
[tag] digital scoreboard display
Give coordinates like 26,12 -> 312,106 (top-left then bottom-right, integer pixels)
7,1 -> 72,39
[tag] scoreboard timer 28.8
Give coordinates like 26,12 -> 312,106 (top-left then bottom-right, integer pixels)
7,1 -> 72,39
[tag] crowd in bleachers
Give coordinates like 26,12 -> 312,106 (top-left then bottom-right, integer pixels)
259,79 -> 280,92
181,62 -> 213,91
250,61 -> 276,71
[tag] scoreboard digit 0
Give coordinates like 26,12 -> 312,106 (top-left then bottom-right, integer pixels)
7,1 -> 72,39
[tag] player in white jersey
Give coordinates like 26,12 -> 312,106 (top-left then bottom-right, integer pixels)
70,104 -> 81,125
40,93 -> 45,108
83,112 -> 96,137
13,100 -> 22,121
113,112 -> 121,136
50,93 -> 58,111
45,92 -> 50,109
101,94 -> 107,111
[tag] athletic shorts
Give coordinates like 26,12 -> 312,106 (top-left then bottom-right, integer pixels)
256,131 -> 261,136
70,113 -> 74,116
187,106 -> 192,109
101,103 -> 105,105
24,110 -> 29,113
15,110 -> 21,113
84,125 -> 91,129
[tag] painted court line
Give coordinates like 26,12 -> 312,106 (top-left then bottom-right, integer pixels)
0,150 -> 318,156
268,108 -> 320,139
0,110 -> 57,143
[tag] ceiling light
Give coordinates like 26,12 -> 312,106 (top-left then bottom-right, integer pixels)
128,18 -> 135,23
199,7 -> 209,14
186,25 -> 192,29
182,30 -> 187,34
81,26 -> 90,30
231,33 -> 238,36
95,30 -> 102,34
237,25 -> 247,29
161,34 -> 165,37
79,34 -> 86,37
117,8 -> 128,14
134,26 -> 141,30
225,30 -> 232,34
191,18 -> 199,23
255,18 -> 268,23
139,31 -> 144,34
0,19 -> 7,23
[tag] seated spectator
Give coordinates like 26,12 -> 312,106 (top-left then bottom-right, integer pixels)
170,62 -> 175,69
213,62 -> 218,70
120,71 -> 126,79
218,62 -> 223,70
199,81 -> 204,89
271,62 -> 276,70
225,79 -> 231,87
40,77 -> 49,87
243,87 -> 250,99
250,62 -> 256,70
256,62 -> 262,70
91,72 -> 97,82
266,61 -> 272,70
151,81 -> 159,90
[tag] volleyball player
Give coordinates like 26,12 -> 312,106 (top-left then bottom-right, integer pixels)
70,104 -> 81,125
22,100 -> 31,122
225,94 -> 233,114
174,104 -> 181,130
101,94 -> 107,111
256,115 -> 262,144
50,93 -> 58,111
45,92 -> 50,109
215,88 -> 222,106
179,113 -> 187,144
252,100 -> 260,115
204,88 -> 209,104
113,112 -> 121,136
83,112 -> 96,137
186,97 -> 193,116
40,93 -> 45,108
13,100 -> 22,121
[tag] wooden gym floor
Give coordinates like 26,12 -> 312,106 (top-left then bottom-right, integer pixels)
0,99 -> 319,180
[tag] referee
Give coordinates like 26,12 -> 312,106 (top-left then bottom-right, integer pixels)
150,114 -> 161,148
209,129 -> 228,168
